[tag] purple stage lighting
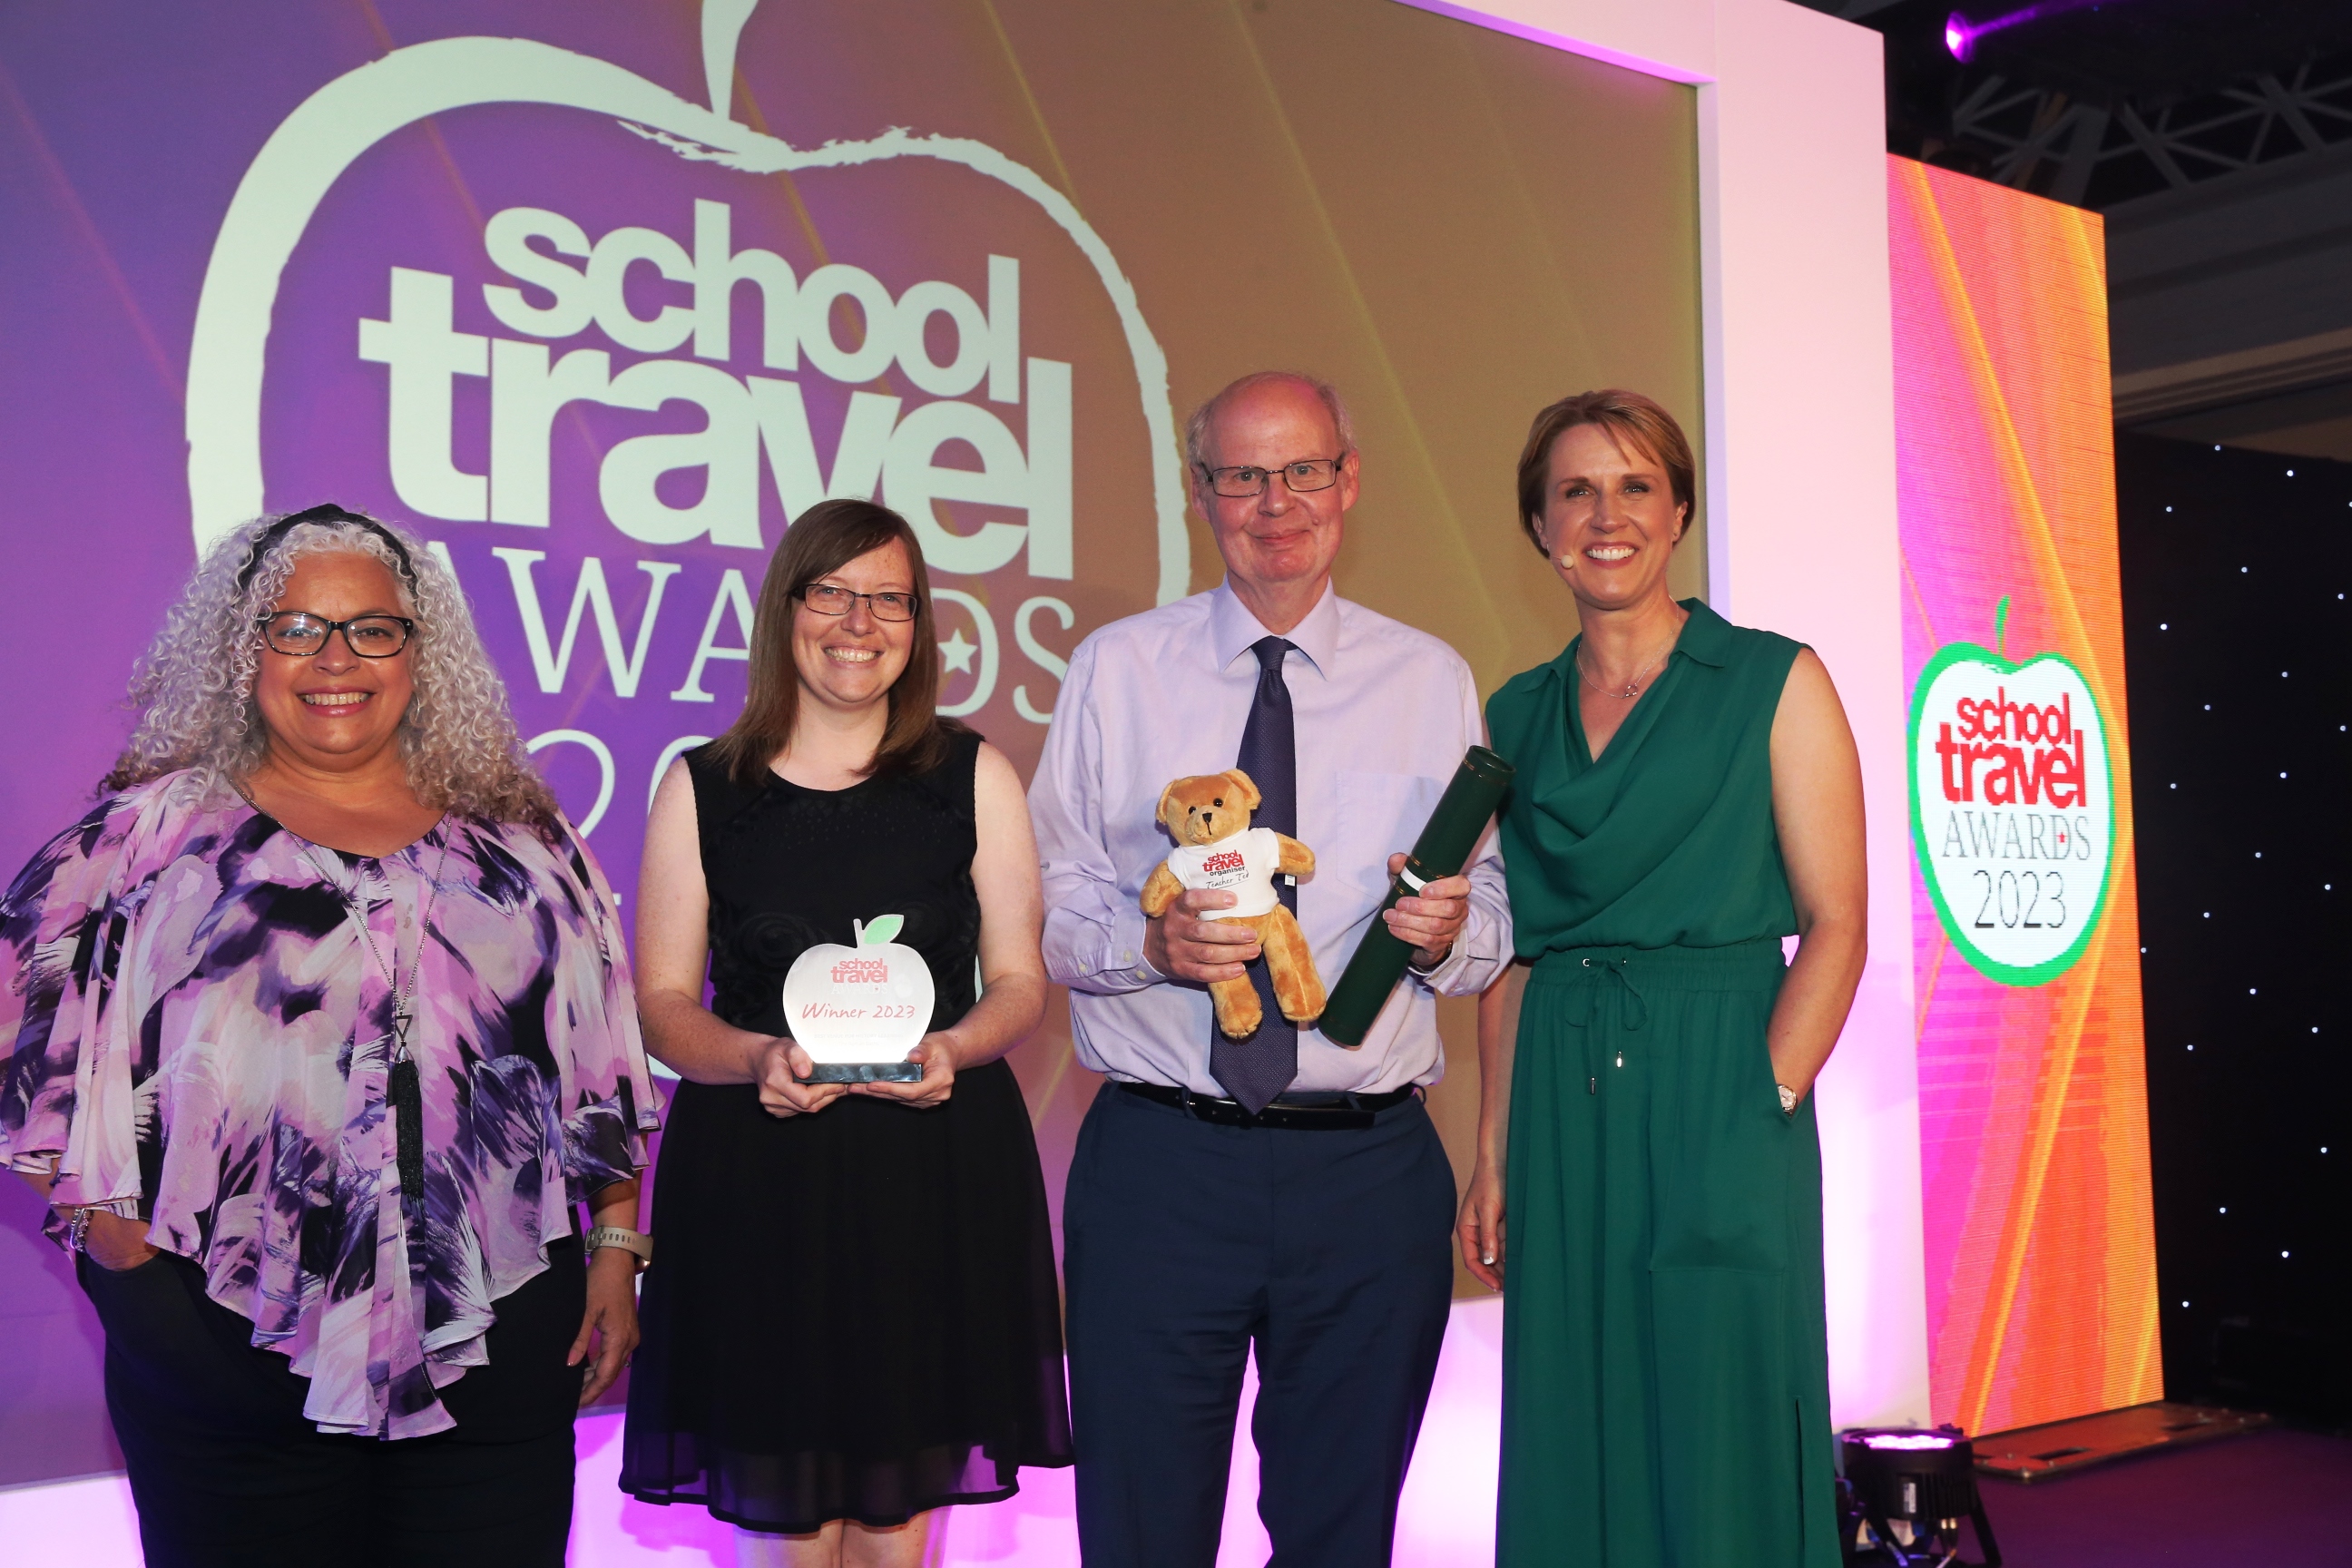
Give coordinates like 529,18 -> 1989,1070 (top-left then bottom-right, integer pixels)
1945,0 -> 2134,63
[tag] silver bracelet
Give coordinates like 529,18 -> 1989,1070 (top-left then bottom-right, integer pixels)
65,1200 -> 140,1253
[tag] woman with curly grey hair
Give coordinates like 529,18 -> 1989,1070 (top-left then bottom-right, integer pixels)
0,505 -> 662,1568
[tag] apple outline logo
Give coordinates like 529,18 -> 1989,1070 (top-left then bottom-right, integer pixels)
1907,595 -> 2117,987
780,912 -> 936,1076
181,0 -> 1189,604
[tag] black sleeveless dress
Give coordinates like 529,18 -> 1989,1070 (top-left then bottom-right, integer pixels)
621,731 -> 1073,1532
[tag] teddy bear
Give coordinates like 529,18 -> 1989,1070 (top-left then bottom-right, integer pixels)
1139,769 -> 1328,1040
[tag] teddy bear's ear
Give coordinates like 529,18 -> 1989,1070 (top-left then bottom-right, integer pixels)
1155,779 -> 1187,829
1224,769 -> 1262,811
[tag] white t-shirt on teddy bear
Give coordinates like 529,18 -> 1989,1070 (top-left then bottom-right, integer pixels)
1165,827 -> 1282,919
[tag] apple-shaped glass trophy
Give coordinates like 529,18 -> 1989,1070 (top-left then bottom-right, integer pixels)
780,915 -> 934,1083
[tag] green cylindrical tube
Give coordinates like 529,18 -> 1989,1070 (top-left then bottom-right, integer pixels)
1317,744 -> 1515,1047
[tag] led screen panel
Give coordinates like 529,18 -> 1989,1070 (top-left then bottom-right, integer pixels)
1890,156 -> 2161,1436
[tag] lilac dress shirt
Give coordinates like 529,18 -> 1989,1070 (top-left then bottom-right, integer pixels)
1030,583 -> 1511,1095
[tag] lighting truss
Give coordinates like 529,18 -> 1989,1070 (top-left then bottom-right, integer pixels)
1950,52 -> 2352,207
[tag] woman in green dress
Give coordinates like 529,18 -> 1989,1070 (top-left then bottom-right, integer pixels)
1459,390 -> 1867,1567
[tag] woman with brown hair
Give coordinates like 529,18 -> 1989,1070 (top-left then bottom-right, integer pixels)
619,500 -> 1072,1566
1462,392 -> 1867,1567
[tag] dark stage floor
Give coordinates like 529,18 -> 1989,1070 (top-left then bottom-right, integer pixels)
1972,1428 -> 2352,1566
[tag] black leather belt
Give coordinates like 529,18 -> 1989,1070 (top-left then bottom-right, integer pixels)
1114,1079 -> 1416,1131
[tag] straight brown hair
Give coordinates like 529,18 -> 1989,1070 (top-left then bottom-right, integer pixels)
1514,389 -> 1697,556
707,499 -> 964,789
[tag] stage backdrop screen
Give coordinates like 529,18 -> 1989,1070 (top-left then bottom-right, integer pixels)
0,0 -> 1701,1483
1888,157 -> 2161,1436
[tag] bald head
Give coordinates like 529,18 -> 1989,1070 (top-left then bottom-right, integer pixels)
1184,371 -> 1355,477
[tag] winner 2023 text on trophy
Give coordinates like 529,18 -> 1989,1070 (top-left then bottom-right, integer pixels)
779,916 -> 933,1083
1318,745 -> 1515,1047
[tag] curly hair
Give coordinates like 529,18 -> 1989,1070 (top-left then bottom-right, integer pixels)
104,509 -> 560,827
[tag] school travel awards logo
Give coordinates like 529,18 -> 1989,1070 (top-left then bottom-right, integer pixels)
174,0 -> 1187,837
1909,597 -> 2115,986
182,0 -> 1183,583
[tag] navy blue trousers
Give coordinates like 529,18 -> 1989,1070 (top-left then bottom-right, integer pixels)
1064,1085 -> 1456,1568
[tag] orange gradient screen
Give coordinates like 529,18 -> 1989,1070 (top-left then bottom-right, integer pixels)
1889,157 -> 2161,1435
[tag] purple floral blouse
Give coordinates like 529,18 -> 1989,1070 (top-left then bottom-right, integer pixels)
0,773 -> 662,1438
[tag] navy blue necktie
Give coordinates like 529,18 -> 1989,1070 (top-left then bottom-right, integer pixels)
1211,635 -> 1298,1112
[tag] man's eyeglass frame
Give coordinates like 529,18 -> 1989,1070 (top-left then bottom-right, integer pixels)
1195,453 -> 1350,499
254,612 -> 416,658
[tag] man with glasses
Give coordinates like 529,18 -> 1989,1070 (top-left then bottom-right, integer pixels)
1030,370 -> 1510,1566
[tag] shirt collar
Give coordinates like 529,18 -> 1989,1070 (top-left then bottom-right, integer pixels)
1545,596 -> 1731,681
1672,598 -> 1734,667
1209,579 -> 1339,678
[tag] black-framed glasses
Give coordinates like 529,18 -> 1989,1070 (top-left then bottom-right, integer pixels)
798,583 -> 920,622
1198,454 -> 1348,499
256,611 -> 416,658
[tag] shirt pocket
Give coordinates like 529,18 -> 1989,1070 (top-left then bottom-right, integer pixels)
1329,770 -> 1446,902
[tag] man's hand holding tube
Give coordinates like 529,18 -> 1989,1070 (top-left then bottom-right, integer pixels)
1383,852 -> 1472,971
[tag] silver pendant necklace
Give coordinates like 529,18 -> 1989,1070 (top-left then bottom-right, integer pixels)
306,838 -> 448,1053
1575,634 -> 1677,701
304,834 -> 450,1201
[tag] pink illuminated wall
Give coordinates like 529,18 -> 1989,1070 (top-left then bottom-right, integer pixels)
1889,157 -> 2161,1436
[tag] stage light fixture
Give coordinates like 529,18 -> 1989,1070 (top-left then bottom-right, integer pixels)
1944,0 -> 2142,63
1838,1426 -> 2001,1566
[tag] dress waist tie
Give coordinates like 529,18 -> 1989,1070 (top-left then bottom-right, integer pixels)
1529,939 -> 1787,1094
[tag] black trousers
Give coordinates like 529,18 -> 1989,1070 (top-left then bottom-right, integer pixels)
1064,1085 -> 1457,1568
77,1235 -> 587,1568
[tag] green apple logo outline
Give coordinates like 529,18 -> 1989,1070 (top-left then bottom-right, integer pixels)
1906,607 -> 2115,987
181,0 -> 1189,603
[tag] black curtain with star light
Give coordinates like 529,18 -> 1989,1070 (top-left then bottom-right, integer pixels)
2118,432 -> 2351,1422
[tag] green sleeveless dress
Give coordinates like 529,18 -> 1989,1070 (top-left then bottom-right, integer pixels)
1485,600 -> 1838,1568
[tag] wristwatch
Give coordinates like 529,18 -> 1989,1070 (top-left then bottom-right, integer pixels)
585,1226 -> 654,1270
1777,1083 -> 1800,1115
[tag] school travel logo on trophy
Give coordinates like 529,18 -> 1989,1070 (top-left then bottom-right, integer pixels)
1908,597 -> 2115,986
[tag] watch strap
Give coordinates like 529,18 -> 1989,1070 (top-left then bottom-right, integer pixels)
584,1226 -> 653,1268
